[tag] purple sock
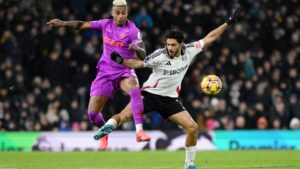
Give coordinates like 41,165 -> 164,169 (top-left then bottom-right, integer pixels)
130,87 -> 144,124
87,112 -> 105,128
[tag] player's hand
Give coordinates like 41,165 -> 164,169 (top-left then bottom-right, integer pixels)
226,7 -> 240,25
110,52 -> 124,64
47,19 -> 65,27
128,43 -> 139,51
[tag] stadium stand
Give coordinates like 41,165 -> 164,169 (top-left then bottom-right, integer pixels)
0,0 -> 299,131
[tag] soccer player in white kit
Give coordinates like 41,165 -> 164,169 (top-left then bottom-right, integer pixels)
97,7 -> 240,169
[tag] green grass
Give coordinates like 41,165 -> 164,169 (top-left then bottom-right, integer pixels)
0,150 -> 299,169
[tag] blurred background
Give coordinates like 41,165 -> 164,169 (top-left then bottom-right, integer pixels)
0,0 -> 300,134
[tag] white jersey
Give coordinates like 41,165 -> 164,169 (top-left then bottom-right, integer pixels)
143,40 -> 205,98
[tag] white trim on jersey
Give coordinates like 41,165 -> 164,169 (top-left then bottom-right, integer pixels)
132,32 -> 143,45
142,40 -> 205,98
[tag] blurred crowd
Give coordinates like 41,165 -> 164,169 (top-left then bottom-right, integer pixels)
0,0 -> 300,132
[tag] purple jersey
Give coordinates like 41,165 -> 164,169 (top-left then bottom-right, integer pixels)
90,19 -> 142,75
89,19 -> 141,98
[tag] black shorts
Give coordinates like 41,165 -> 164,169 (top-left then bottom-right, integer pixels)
142,91 -> 186,119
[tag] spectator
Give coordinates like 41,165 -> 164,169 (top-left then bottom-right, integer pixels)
134,7 -> 154,30
257,116 -> 268,130
289,118 -> 300,130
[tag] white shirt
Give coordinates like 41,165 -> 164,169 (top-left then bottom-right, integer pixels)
142,40 -> 205,98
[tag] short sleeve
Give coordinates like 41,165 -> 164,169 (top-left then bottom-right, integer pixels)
185,40 -> 205,60
89,19 -> 106,30
132,31 -> 143,45
143,49 -> 164,68
129,24 -> 143,45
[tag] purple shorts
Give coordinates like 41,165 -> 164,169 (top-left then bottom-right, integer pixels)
90,68 -> 137,98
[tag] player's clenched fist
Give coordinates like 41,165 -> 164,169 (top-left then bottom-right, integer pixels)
128,43 -> 139,51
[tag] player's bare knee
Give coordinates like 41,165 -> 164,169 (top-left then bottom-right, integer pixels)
88,96 -> 106,112
88,105 -> 97,113
88,104 -> 102,113
120,78 -> 139,94
186,121 -> 198,134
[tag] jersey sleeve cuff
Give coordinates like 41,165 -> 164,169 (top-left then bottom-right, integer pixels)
199,39 -> 205,49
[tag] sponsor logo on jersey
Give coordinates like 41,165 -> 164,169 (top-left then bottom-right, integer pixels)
103,36 -> 126,48
120,32 -> 127,39
163,65 -> 189,76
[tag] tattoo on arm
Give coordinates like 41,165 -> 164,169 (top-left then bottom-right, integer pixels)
136,43 -> 146,60
65,21 -> 84,29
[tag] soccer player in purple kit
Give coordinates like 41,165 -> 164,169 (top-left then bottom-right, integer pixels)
47,0 -> 150,150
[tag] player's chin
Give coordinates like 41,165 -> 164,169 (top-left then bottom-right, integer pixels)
117,20 -> 126,26
169,53 -> 175,57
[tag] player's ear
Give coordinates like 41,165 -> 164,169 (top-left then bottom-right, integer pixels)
111,7 -> 114,16
180,42 -> 184,55
180,42 -> 184,47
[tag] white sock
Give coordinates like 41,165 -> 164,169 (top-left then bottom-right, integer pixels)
105,119 -> 117,129
135,124 -> 143,132
185,146 -> 197,166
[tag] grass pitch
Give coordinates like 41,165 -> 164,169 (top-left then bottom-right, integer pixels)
0,150 -> 299,169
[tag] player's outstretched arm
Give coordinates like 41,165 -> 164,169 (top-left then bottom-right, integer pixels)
203,7 -> 240,47
111,52 -> 144,69
47,19 -> 91,30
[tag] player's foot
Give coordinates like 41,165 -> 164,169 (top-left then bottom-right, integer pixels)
136,130 -> 151,142
183,165 -> 198,169
99,134 -> 108,150
94,125 -> 113,140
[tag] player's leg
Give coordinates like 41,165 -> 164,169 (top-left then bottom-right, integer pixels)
95,104 -> 133,150
119,76 -> 150,142
88,74 -> 115,129
97,91 -> 156,147
89,95 -> 112,140
87,95 -> 110,150
87,96 -> 109,128
168,111 -> 198,169
169,111 -> 198,146
111,103 -> 133,126
89,74 -> 116,150
120,77 -> 144,129
95,103 -> 133,137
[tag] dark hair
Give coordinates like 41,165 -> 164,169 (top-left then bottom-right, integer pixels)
165,27 -> 184,43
